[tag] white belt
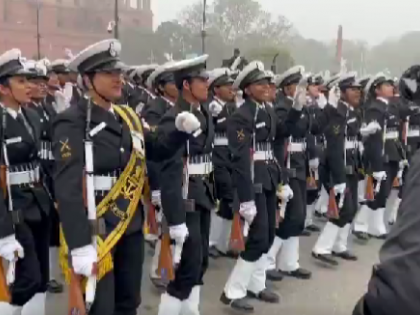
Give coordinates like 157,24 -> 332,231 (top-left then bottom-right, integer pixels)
345,140 -> 358,150
9,167 -> 40,185
254,151 -> 273,161
408,129 -> 420,137
187,163 -> 213,176
288,142 -> 305,153
385,131 -> 399,140
94,176 -> 117,191
214,137 -> 228,146
40,141 -> 54,160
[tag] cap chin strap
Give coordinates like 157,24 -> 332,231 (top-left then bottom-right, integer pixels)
87,75 -> 114,105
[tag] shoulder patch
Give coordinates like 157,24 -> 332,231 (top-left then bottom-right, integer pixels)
59,138 -> 72,159
237,129 -> 245,142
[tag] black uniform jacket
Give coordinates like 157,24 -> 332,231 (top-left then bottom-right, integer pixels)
149,97 -> 215,227
364,98 -> 404,173
143,96 -> 174,191
363,150 -> 420,315
227,99 -> 279,204
324,101 -> 362,185
306,100 -> 325,162
52,98 -> 143,251
212,99 -> 237,168
138,86 -> 156,117
273,95 -> 313,182
0,106 -> 50,238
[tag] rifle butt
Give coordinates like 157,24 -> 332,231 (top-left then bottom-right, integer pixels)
0,261 -> 10,302
364,176 -> 375,201
68,270 -> 87,315
327,189 -> 340,219
157,232 -> 174,282
148,205 -> 158,236
229,212 -> 245,252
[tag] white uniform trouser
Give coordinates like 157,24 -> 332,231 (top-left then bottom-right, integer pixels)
159,286 -> 201,315
315,186 -> 328,214
209,210 -> 231,253
354,205 -> 387,236
305,204 -> 315,227
266,236 -> 300,272
223,254 -> 267,300
313,222 -> 351,254
386,189 -> 400,224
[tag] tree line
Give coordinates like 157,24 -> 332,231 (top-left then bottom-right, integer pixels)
120,0 -> 418,76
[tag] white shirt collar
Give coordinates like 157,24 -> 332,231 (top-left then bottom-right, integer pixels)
287,95 -> 294,101
377,97 -> 389,105
215,97 -> 227,106
0,103 -> 22,119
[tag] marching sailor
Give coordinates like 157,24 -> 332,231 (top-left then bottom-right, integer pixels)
312,72 -> 362,265
206,67 -> 238,259
142,61 -> 178,289
353,72 -> 402,240
353,63 -> 420,315
25,60 -> 64,294
266,65 -> 314,281
47,59 -> 73,110
53,39 -> 148,315
151,55 -> 215,315
304,72 -> 325,234
220,61 -> 284,313
129,64 -> 158,115
0,49 -> 52,315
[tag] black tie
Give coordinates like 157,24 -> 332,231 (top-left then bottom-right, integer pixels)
16,113 -> 34,139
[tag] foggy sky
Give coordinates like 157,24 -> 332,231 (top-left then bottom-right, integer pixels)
152,0 -> 420,45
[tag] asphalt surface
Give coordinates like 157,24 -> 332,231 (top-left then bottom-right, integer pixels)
46,217 -> 383,315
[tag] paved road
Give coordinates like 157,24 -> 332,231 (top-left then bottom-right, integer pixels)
47,221 -> 382,315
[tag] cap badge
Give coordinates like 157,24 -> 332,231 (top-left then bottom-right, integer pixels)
109,42 -> 117,57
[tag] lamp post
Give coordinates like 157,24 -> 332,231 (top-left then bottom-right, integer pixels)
36,0 -> 41,59
114,0 -> 119,39
201,0 -> 207,54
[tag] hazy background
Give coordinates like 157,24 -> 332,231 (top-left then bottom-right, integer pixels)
119,0 -> 420,75
152,0 -> 420,44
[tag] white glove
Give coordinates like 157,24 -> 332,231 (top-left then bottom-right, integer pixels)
360,121 -> 381,137
333,183 -> 346,196
175,112 -> 201,134
317,94 -> 327,109
328,85 -> 340,108
372,171 -> 387,181
399,159 -> 408,169
292,77 -> 308,111
169,223 -> 189,245
358,141 -> 365,155
209,101 -> 223,117
0,235 -> 24,262
239,201 -> 257,225
277,184 -> 294,201
151,190 -> 161,206
53,90 -> 70,113
309,158 -> 319,169
71,244 -> 97,277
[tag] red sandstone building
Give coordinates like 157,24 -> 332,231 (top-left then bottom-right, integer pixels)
0,0 -> 153,59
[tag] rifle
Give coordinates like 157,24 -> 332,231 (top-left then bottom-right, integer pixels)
0,106 -> 20,301
229,212 -> 245,252
157,105 -> 198,282
68,98 -> 98,315
157,219 -> 174,282
0,262 -> 10,302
